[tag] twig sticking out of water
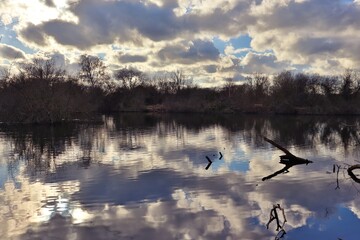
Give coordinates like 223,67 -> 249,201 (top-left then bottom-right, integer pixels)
266,204 -> 287,231
205,156 -> 212,170
334,164 -> 341,190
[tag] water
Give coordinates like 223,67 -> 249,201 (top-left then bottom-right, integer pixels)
1,113 -> 360,240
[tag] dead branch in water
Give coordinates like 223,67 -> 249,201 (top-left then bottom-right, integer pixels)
266,204 -> 287,239
262,137 -> 313,181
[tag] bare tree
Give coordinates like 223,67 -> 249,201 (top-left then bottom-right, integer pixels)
224,77 -> 235,97
170,70 -> 194,92
152,71 -> 192,94
246,73 -> 270,99
293,73 -> 310,96
78,54 -> 110,88
0,64 -> 13,87
319,75 -> 339,96
1,58 -> 74,123
340,69 -> 360,100
169,70 -> 186,93
271,71 -> 297,103
306,74 -> 321,95
19,58 -> 65,83
115,68 -> 144,89
153,73 -> 171,93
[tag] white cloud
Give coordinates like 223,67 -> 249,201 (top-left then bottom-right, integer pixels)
0,13 -> 12,25
224,45 -> 252,56
0,43 -> 26,60
248,0 -> 360,73
0,0 -> 360,85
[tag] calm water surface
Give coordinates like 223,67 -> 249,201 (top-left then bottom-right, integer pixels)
1,113 -> 360,240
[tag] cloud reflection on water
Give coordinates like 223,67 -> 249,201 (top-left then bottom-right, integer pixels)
0,114 -> 360,239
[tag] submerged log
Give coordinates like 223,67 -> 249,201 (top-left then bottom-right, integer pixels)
262,137 -> 313,181
264,137 -> 313,165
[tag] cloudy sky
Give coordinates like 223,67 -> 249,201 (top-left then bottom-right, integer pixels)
0,0 -> 359,86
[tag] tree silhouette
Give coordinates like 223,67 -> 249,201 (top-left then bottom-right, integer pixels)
115,68 -> 143,89
78,54 -> 110,88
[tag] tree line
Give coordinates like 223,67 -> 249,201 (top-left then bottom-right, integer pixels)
0,54 -> 360,123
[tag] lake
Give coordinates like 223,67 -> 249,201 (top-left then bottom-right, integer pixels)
1,113 -> 360,240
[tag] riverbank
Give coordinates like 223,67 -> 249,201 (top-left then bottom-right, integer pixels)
142,104 -> 360,116
2,106 -> 360,125
2,57 -> 360,124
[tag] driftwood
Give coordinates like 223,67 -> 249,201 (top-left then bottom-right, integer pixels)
262,137 -> 313,181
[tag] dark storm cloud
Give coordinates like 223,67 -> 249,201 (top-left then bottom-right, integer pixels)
0,44 -> 25,59
19,23 -> 47,46
292,37 -> 343,55
158,40 -> 220,64
18,0 -> 252,49
118,54 -> 148,63
204,65 -> 217,73
42,20 -> 96,49
251,0 -> 360,32
240,52 -> 288,74
19,0 -> 184,49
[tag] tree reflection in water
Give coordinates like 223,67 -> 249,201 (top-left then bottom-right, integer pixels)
3,115 -> 360,174
0,114 -> 360,239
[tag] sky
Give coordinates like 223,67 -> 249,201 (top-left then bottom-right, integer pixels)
0,0 -> 360,86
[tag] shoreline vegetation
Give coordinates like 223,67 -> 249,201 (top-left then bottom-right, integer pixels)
1,55 -> 360,124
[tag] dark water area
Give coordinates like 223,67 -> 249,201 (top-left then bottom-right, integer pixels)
1,113 -> 360,240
